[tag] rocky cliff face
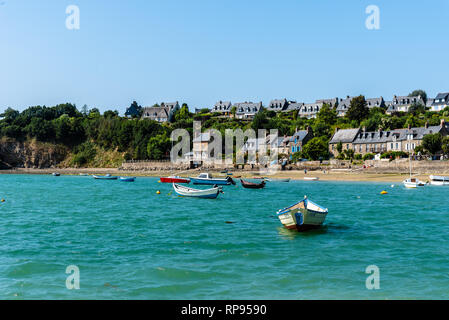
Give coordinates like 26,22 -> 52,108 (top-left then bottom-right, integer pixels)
0,139 -> 68,169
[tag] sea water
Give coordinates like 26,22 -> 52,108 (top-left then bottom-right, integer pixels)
1,174 -> 449,300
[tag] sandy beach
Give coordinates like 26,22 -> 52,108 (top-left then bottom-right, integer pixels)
0,167 -> 432,183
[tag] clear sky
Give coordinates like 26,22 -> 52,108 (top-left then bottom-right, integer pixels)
1,0 -> 449,113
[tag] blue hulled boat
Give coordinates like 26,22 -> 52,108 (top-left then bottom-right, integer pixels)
120,177 -> 136,182
93,174 -> 118,180
189,173 -> 235,185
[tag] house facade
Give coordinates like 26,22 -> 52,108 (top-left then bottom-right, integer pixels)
430,92 -> 449,112
267,99 -> 292,112
141,101 -> 180,122
298,102 -> 323,119
329,120 -> 448,156
336,96 -> 354,117
366,97 -> 385,109
211,101 -> 232,115
234,102 -> 263,119
386,95 -> 425,114
289,127 -> 314,154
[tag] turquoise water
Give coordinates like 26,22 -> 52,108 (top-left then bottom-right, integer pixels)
1,174 -> 449,300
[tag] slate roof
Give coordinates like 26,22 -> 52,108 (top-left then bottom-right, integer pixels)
212,101 -> 232,113
336,97 -> 354,113
161,102 -> 179,110
329,128 -> 361,144
141,106 -> 169,120
432,93 -> 449,106
366,97 -> 385,108
392,95 -> 425,106
282,102 -> 304,112
234,102 -> 263,115
289,130 -> 310,142
316,98 -> 338,107
267,98 -> 289,111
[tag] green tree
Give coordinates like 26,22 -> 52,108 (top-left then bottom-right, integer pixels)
346,95 -> 369,123
442,136 -> 449,156
337,141 -> 343,154
422,133 -> 442,155
147,133 -> 171,160
301,137 -> 329,160
409,89 -> 427,104
317,103 -> 337,125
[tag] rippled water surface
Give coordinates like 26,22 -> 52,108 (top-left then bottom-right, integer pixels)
1,174 -> 449,299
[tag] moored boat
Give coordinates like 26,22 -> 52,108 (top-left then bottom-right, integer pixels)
120,177 -> 136,182
304,177 -> 319,181
278,178 -> 291,182
190,173 -> 235,185
429,175 -> 449,186
403,177 -> 426,188
93,174 -> 118,180
240,179 -> 266,189
172,183 -> 223,199
277,196 -> 328,231
160,176 -> 190,184
52,172 -> 60,176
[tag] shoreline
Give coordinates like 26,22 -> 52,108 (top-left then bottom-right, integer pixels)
0,167 -> 434,183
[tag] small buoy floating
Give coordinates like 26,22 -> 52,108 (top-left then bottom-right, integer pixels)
1,199 -> 4,202
380,191 -> 388,195
156,191 -> 161,195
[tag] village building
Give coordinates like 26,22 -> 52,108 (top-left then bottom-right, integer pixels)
336,96 -> 354,117
298,102 -> 323,119
124,103 -> 141,117
233,101 -> 263,119
282,102 -> 305,113
328,128 -> 361,156
386,95 -> 425,114
430,92 -> 449,112
267,99 -> 293,112
316,98 -> 339,108
329,120 -> 448,156
211,101 -> 232,115
192,132 -> 214,163
366,97 -> 385,109
141,101 -> 180,122
289,127 -> 314,154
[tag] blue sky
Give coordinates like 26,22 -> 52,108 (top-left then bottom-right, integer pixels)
1,0 -> 449,113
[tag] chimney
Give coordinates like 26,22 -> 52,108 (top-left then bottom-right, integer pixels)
425,121 -> 429,129
408,124 -> 411,130
363,126 -> 366,133
295,127 -> 298,133
335,127 -> 340,133
441,119 -> 446,128
307,126 -> 313,133
346,95 -> 350,99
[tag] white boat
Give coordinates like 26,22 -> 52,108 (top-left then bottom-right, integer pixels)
402,151 -> 426,188
304,177 -> 319,181
429,175 -> 449,186
276,196 -> 328,231
403,178 -> 426,188
172,183 -> 223,199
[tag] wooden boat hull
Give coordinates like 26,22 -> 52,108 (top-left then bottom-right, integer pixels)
277,198 -> 328,232
120,177 -> 135,182
240,179 -> 265,189
160,177 -> 190,184
173,183 -> 221,199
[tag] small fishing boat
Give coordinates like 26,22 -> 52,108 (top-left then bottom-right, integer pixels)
304,177 -> 319,181
172,183 -> 223,199
253,177 -> 271,181
277,196 -> 328,232
429,175 -> 449,186
160,176 -> 190,184
278,178 -> 291,182
120,177 -> 136,182
240,179 -> 266,189
190,173 -> 235,185
52,172 -> 60,176
403,177 -> 426,188
79,173 -> 89,176
93,174 -> 118,180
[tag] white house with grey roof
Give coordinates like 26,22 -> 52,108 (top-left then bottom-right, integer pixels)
336,96 -> 354,117
430,92 -> 449,112
211,101 -> 232,115
386,95 -> 425,114
233,101 -> 263,119
267,98 -> 294,112
366,97 -> 385,109
141,101 -> 180,122
298,102 -> 324,119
